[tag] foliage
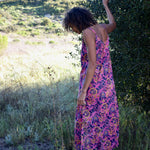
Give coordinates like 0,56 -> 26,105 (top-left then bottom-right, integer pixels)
81,0 -> 150,111
1,25 -> 18,33
0,1 -> 71,36
43,0 -> 66,15
40,17 -> 53,26
25,41 -> 44,45
117,104 -> 150,150
0,33 -> 8,55
0,0 -> 81,37
49,40 -> 55,44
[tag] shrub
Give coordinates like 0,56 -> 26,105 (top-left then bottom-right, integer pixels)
17,30 -> 29,36
41,18 -> 53,26
17,21 -> 26,26
0,33 -> 8,55
0,18 -> 6,25
81,0 -> 150,111
2,25 -> 18,33
49,40 -> 55,44
13,39 -> 20,42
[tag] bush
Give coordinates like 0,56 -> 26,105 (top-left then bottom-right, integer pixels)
0,18 -> 6,25
41,18 -> 53,26
82,0 -> 150,111
17,30 -> 29,36
17,21 -> 26,26
2,25 -> 18,33
118,104 -> 150,150
0,33 -> 8,55
13,39 -> 20,42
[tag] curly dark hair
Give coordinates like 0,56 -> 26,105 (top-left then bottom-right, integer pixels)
63,7 -> 97,33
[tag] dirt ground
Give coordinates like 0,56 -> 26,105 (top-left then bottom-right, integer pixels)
2,32 -> 77,56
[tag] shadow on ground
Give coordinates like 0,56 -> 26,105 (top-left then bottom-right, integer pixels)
0,77 -> 79,150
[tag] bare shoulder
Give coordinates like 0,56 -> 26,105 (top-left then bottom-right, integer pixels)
82,28 -> 95,42
83,28 -> 95,37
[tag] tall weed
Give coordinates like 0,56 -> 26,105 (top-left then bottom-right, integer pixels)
0,33 -> 8,55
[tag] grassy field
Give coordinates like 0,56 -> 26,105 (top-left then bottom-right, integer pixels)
0,0 -> 81,149
0,0 -> 150,150
0,51 -> 80,149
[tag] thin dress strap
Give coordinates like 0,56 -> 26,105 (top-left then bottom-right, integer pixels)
88,27 -> 102,42
88,27 -> 96,34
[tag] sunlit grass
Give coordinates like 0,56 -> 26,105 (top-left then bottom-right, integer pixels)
0,46 -> 80,84
0,33 -> 8,55
0,43 -> 80,148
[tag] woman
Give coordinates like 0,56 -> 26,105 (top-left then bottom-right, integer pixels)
63,0 -> 119,149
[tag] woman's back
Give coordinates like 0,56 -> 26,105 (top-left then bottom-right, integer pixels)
89,24 -> 108,43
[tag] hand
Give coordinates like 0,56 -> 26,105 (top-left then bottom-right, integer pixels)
77,91 -> 86,105
102,0 -> 109,7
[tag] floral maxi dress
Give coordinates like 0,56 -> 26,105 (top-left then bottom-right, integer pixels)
74,28 -> 119,150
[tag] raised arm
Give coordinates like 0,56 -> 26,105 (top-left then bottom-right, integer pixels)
102,0 -> 116,33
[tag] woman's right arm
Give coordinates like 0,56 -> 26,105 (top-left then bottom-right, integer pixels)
101,0 -> 116,33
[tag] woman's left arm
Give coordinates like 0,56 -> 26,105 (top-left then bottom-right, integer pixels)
77,29 -> 96,105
